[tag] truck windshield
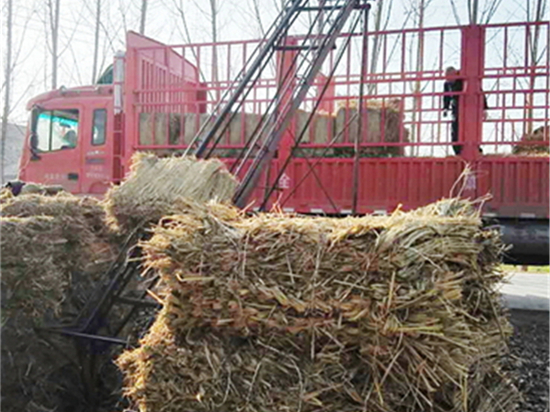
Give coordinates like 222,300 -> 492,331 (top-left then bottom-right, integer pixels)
35,109 -> 79,152
96,65 -> 113,84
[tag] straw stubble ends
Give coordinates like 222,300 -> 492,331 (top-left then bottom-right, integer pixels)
118,198 -> 517,412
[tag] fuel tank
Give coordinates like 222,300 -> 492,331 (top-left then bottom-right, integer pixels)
489,219 -> 550,266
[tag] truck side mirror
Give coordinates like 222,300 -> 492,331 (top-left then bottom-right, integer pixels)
30,132 -> 40,160
29,107 -> 41,160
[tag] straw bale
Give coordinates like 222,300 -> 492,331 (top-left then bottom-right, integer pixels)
182,113 -> 204,144
1,192 -> 109,236
296,109 -> 334,144
139,113 -> 167,146
19,182 -> 65,196
336,102 -> 401,138
0,182 -> 66,198
104,153 -> 238,232
1,193 -> 115,317
0,187 -> 13,202
137,111 -> 280,152
139,112 -> 262,147
1,192 -> 120,412
1,216 -> 71,317
333,99 -> 408,157
118,198 -> 517,412
228,112 -> 263,145
168,113 -> 180,145
139,113 -> 202,146
512,125 -> 549,156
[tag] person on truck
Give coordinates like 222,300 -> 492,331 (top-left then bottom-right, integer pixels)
61,129 -> 77,149
443,66 -> 488,155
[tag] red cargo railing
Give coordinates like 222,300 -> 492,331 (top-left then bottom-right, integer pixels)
124,21 -> 549,217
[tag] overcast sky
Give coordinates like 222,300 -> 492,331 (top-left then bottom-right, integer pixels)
1,0 -> 547,125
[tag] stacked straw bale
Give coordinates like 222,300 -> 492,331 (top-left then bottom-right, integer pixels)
1,193 -> 115,317
18,182 -> 65,196
0,187 -> 13,202
104,153 -> 238,232
138,112 -> 267,147
136,103 -> 408,158
117,198 -> 518,412
512,125 -> 549,156
1,192 -> 119,412
296,109 -> 335,144
333,99 -> 409,156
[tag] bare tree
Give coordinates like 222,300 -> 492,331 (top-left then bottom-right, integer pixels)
92,0 -> 102,83
406,0 -> 432,153
119,0 -> 130,35
38,0 -> 88,89
97,2 -> 126,71
467,0 -> 479,23
167,0 -> 210,85
525,0 -> 548,133
139,0 -> 147,34
188,0 -> 222,100
209,0 -> 220,101
209,0 -> 219,47
366,0 -> 395,94
271,0 -> 285,14
480,0 -> 504,23
46,0 -> 61,89
526,0 -> 548,66
250,0 -> 266,36
449,0 -> 504,24
1,0 -> 13,183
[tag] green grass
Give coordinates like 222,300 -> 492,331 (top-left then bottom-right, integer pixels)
500,264 -> 550,274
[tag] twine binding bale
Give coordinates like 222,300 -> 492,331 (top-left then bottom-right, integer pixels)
104,153 -> 238,232
117,198 -> 518,412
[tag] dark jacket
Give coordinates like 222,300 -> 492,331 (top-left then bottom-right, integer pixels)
443,78 -> 488,114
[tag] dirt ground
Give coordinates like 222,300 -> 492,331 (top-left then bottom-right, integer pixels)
505,309 -> 549,412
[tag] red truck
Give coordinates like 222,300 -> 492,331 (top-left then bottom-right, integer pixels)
16,21 -> 549,264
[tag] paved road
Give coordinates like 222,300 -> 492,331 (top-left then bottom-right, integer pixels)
500,272 -> 549,311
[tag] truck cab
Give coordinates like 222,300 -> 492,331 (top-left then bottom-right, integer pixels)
20,85 -> 113,195
18,31 -> 202,195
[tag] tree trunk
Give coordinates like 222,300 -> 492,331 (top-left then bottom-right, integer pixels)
210,0 -> 220,102
469,0 -> 480,24
51,0 -> 60,89
140,0 -> 147,34
251,0 -> 265,36
1,0 -> 13,184
411,0 -> 426,155
92,0 -> 101,83
367,0 -> 385,95
526,0 -> 546,134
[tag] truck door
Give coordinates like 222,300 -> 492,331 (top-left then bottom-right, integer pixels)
25,106 -> 82,193
81,103 -> 112,195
